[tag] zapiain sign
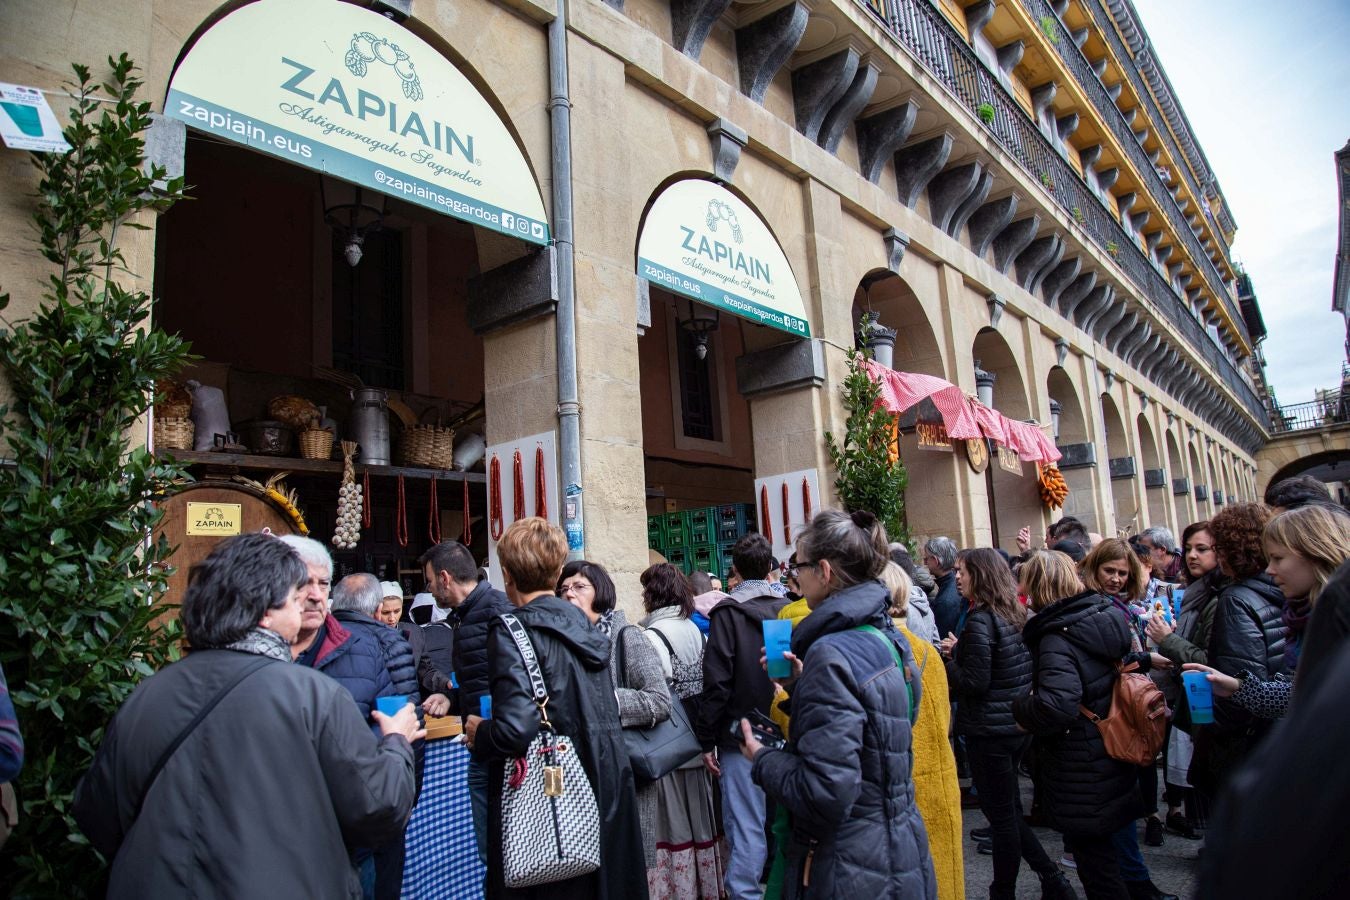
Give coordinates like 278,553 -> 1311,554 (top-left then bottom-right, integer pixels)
167,0 -> 548,243
638,180 -> 810,339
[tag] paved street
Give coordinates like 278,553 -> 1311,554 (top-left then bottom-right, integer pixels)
960,776 -> 1201,898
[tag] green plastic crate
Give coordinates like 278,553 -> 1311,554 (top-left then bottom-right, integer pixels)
690,543 -> 716,575
665,547 -> 689,574
716,540 -> 737,581
647,515 -> 665,549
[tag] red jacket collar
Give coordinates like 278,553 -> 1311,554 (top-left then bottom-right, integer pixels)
313,612 -> 351,663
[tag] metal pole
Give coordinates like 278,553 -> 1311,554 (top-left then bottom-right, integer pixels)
548,0 -> 584,559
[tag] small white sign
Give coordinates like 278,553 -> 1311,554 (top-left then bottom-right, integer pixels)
0,84 -> 70,153
753,468 -> 823,564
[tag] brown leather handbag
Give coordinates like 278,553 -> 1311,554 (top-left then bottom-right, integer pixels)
1080,660 -> 1169,767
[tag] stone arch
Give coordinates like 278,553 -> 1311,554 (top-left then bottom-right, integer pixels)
856,272 -> 963,547
1165,429 -> 1193,525
973,328 -> 1038,549
1101,393 -> 1134,534
1048,366 -> 1096,531
1137,413 -> 1167,529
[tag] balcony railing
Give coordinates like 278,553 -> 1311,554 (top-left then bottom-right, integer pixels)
1272,394 -> 1350,434
857,0 -> 1268,430
1067,0 -> 1247,335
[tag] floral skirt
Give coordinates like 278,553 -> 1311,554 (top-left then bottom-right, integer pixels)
646,764 -> 727,900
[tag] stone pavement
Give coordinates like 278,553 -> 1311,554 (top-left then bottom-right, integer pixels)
960,776 -> 1201,898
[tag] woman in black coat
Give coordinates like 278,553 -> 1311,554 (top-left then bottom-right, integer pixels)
464,518 -> 647,900
742,509 -> 935,899
942,549 -> 1071,900
1197,504 -> 1287,797
1014,551 -> 1138,900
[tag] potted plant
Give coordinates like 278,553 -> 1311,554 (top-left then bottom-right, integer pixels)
1106,240 -> 1121,258
976,102 -> 995,125
1040,15 -> 1060,44
1071,206 -> 1085,223
1039,171 -> 1055,192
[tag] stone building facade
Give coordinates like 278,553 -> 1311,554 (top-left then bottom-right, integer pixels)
0,0 -> 1269,600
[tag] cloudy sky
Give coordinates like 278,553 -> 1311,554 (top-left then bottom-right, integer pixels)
1130,0 -> 1350,406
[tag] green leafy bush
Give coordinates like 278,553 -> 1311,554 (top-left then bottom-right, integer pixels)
825,317 -> 910,548
0,56 -> 191,895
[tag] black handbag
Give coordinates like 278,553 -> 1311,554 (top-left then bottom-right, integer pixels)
618,626 -> 703,782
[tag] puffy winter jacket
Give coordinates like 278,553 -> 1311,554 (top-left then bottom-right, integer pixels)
307,614 -> 396,728
753,580 -> 936,899
906,588 -> 940,645
946,608 -> 1032,737
448,580 -> 512,720
1209,574 -> 1287,733
931,571 -> 962,638
332,610 -> 420,705
1013,590 -> 1140,838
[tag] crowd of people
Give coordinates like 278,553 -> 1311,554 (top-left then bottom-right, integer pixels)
21,472 -> 1347,898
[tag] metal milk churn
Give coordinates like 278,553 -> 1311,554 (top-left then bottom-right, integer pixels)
350,388 -> 390,465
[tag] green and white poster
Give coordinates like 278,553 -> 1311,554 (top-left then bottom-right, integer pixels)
166,0 -> 549,244
638,179 -> 810,338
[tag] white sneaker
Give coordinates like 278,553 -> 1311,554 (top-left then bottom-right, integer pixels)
1060,853 -> 1077,870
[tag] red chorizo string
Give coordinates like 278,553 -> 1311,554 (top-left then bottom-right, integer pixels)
428,476 -> 441,545
462,477 -> 473,547
362,471 -> 372,529
512,450 -> 525,522
781,482 -> 791,545
534,445 -> 547,519
395,475 -> 408,548
802,477 -> 813,521
760,484 -> 771,539
488,455 -> 504,541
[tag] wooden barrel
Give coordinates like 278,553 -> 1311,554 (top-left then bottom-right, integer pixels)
155,480 -> 301,611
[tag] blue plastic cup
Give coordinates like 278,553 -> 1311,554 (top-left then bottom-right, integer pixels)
1182,671 -> 1214,724
479,694 -> 493,719
763,619 -> 793,679
376,695 -> 409,717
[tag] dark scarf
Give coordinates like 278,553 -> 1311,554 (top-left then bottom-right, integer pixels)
1283,597 -> 1312,671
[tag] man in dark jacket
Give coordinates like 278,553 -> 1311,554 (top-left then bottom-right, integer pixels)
332,573 -> 423,900
420,540 -> 510,866
923,536 -> 963,639
698,533 -> 788,900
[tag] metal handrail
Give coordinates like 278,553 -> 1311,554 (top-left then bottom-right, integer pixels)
1272,394 -> 1350,434
1067,0 -> 1245,330
856,0 -> 1268,430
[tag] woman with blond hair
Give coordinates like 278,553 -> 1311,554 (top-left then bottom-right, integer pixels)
883,561 -> 963,900
1183,504 -> 1350,718
942,549 -> 1073,900
464,518 -> 647,899
1014,551 -> 1136,899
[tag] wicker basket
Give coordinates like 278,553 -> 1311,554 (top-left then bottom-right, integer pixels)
402,423 -> 455,469
298,427 -> 334,460
158,417 -> 195,450
155,379 -> 192,420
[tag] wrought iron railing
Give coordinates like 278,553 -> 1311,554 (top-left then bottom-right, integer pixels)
1067,0 -> 1245,329
855,0 -> 1268,430
1272,394 -> 1350,433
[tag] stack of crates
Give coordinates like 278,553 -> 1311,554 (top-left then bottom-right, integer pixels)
647,502 -> 756,581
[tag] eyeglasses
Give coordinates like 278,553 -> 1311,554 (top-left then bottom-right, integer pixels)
789,561 -> 820,579
560,580 -> 593,594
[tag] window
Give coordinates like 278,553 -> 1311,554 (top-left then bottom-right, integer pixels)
676,327 -> 720,441
331,229 -> 404,390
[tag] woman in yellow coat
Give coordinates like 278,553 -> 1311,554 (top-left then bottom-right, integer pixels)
883,562 -> 965,900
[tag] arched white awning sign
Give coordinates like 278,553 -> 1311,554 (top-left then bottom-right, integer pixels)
166,0 -> 548,244
638,179 -> 810,338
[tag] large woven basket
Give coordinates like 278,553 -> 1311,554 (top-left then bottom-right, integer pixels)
402,423 -> 455,469
158,417 -> 195,450
298,427 -> 334,460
